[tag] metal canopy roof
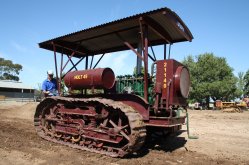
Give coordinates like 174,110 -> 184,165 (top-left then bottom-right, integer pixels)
39,7 -> 193,58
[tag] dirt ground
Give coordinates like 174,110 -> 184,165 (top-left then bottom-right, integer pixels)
0,101 -> 249,165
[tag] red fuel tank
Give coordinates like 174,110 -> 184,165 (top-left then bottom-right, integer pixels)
64,68 -> 115,90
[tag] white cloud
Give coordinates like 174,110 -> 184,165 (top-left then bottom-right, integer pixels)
19,63 -> 43,88
11,42 -> 27,52
0,52 -> 10,59
73,21 -> 79,30
97,51 -> 135,76
109,4 -> 121,20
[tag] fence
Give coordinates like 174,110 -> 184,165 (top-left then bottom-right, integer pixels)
0,97 -> 36,102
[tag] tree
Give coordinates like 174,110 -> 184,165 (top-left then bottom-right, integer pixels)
0,58 -> 22,81
183,53 -> 238,106
244,69 -> 249,96
237,72 -> 245,98
133,66 -> 144,77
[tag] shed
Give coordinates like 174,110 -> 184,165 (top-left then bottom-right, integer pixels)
0,80 -> 34,100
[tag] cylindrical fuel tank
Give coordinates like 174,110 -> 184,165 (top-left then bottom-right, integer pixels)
64,68 -> 115,90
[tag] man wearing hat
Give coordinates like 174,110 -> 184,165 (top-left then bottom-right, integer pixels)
42,70 -> 58,97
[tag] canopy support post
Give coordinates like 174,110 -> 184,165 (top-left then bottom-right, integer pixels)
124,42 -> 144,61
168,44 -> 172,59
148,53 -> 155,62
84,55 -> 88,94
62,57 -> 85,79
164,44 -> 167,60
115,32 -> 144,61
143,25 -> 149,102
67,55 -> 78,71
52,42 -> 60,95
85,56 -> 88,70
62,52 -> 75,72
150,46 -> 157,61
136,40 -> 142,76
93,53 -> 105,69
90,56 -> 94,69
59,50 -> 64,96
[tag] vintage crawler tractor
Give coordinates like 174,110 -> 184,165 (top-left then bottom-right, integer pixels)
215,100 -> 246,112
34,7 -> 193,157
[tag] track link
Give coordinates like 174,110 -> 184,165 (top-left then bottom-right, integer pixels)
34,96 -> 146,157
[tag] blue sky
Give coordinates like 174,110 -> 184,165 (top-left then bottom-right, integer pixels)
0,0 -> 249,88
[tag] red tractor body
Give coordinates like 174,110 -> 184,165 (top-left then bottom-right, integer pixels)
34,7 -> 193,157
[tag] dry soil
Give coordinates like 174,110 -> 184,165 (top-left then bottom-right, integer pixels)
0,101 -> 248,165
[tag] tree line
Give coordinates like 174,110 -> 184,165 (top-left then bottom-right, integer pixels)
182,53 -> 249,105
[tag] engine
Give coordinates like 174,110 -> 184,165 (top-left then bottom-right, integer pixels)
154,59 -> 190,106
115,59 -> 190,108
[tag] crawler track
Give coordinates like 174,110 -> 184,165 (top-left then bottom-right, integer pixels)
34,96 -> 146,157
